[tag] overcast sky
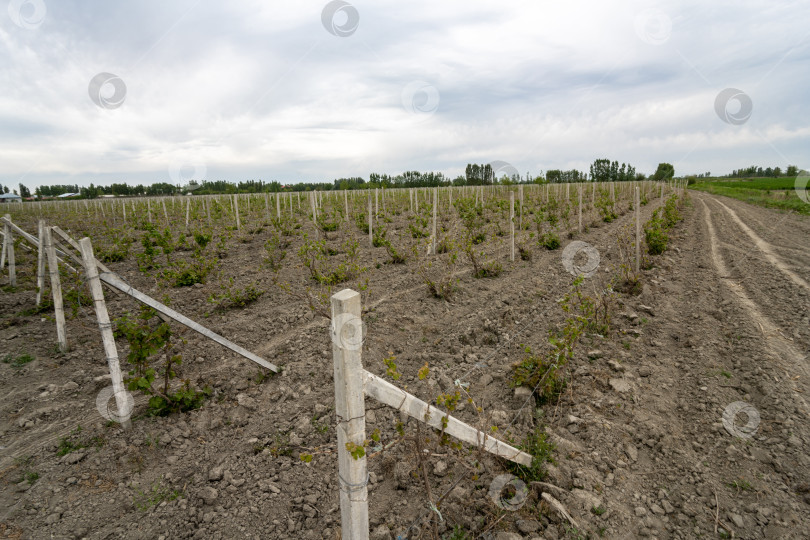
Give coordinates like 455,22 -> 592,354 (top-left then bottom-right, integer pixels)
1,0 -> 808,189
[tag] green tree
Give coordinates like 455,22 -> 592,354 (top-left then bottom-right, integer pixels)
652,163 -> 675,182
787,165 -> 798,177
18,184 -> 30,198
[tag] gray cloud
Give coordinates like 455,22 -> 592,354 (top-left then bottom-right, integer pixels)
1,0 -> 808,190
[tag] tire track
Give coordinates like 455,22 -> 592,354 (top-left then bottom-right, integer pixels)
699,198 -> 809,415
712,198 -> 810,292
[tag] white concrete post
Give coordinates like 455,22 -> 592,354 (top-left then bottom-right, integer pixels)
330,289 -> 368,540
36,220 -> 46,306
635,187 -> 641,274
510,191 -> 515,262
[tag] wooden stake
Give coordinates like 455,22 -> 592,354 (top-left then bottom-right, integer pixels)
234,195 -> 241,230
78,237 -> 131,428
185,198 -> 190,229
277,193 -> 282,220
344,191 -> 349,221
578,186 -> 583,233
330,289 -> 369,540
43,227 -> 67,351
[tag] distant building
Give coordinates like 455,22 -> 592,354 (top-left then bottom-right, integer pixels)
57,193 -> 79,198
0,193 -> 22,203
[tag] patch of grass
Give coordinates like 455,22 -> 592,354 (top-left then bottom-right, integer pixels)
591,505 -> 607,515
1,353 -> 34,368
690,179 -> 809,215
539,231 -> 560,250
133,481 -> 183,512
56,425 -> 85,456
443,525 -> 469,539
727,478 -> 754,492
506,426 -> 555,482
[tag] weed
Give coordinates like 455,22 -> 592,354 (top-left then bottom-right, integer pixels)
383,352 -> 401,380
208,278 -> 263,310
506,426 -> 555,482
644,208 -> 669,255
444,525 -> 469,539
539,231 -> 561,250
518,244 -> 532,261
56,425 -> 85,456
2,353 -> 34,368
133,481 -> 183,511
414,239 -> 458,299
727,478 -> 754,492
264,232 -> 288,273
595,188 -> 617,222
161,253 -> 217,287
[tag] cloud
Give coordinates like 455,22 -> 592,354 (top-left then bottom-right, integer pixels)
0,0 -> 808,189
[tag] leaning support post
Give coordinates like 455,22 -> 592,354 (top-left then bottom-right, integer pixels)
363,372 -> 532,465
36,220 -> 46,306
43,227 -> 67,352
330,289 -> 369,540
78,237 -> 131,429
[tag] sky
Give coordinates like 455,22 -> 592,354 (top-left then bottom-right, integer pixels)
1,0 -> 808,190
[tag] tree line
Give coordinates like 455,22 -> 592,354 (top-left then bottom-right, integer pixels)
9,159 -> 688,200
726,165 -> 799,178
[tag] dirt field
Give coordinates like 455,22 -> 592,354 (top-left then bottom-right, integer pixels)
1,185 -> 808,539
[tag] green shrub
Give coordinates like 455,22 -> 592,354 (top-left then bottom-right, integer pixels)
644,209 -> 669,255
539,231 -> 560,250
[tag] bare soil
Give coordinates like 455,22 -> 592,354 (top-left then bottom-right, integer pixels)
0,188 -> 808,539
